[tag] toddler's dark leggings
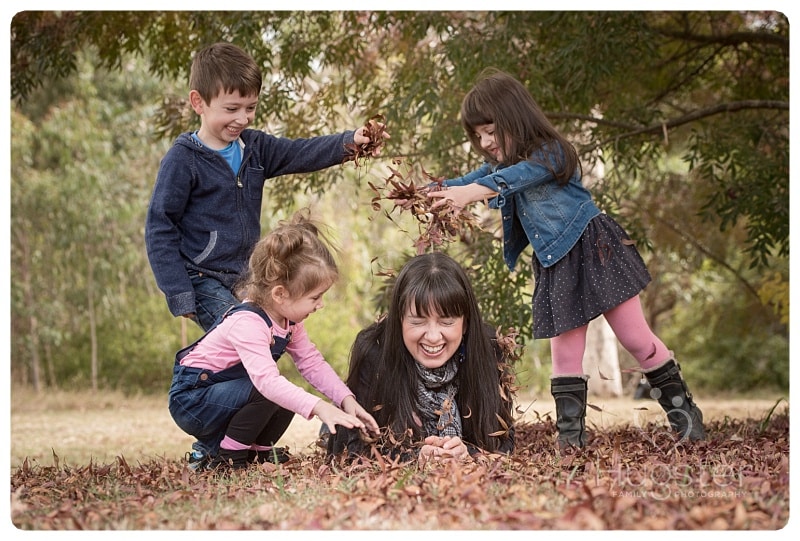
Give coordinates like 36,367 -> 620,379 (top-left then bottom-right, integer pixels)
225,386 -> 295,446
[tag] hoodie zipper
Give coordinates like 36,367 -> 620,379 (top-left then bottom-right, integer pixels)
236,145 -> 249,188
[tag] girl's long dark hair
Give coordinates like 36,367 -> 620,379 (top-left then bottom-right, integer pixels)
460,67 -> 579,186
348,252 -> 514,452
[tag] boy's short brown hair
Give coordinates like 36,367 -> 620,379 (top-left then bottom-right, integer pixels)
189,42 -> 263,103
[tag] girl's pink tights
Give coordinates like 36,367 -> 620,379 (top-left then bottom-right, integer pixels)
550,295 -> 671,376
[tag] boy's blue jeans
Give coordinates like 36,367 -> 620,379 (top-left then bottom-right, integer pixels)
188,270 -> 238,331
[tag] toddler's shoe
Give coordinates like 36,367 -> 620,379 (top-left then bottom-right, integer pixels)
207,448 -> 250,471
248,446 -> 292,465
185,449 -> 209,472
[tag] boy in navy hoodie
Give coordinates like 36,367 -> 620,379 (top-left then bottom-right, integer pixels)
146,42 -> 384,331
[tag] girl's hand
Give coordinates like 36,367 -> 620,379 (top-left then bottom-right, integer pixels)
311,399 -> 370,435
418,435 -> 470,464
341,395 -> 380,435
428,183 -> 497,211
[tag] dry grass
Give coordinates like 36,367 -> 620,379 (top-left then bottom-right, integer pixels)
9,386 -> 786,469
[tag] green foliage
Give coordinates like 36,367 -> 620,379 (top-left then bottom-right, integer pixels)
11,51 -> 175,392
689,117 -> 789,268
448,225 -> 534,344
659,257 -> 789,393
11,13 -> 789,270
757,271 -> 789,325
9,11 -> 788,395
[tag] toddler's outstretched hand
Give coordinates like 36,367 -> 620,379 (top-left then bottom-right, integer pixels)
311,399 -> 374,435
341,395 -> 380,435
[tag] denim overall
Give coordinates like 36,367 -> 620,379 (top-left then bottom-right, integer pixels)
168,303 -> 293,456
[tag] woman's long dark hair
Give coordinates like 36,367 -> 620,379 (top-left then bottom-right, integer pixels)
460,67 -> 579,186
348,252 -> 514,452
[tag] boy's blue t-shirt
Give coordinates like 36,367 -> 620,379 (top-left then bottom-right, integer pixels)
191,132 -> 242,173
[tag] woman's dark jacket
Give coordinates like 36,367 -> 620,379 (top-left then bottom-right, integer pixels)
327,320 -> 515,460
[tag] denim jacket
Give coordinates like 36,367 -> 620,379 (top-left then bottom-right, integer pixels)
145,129 -> 354,317
443,146 -> 600,271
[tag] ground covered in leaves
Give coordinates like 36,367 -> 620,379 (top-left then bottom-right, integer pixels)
10,411 -> 789,530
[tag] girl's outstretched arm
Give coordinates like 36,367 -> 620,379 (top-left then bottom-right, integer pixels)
428,183 -> 498,211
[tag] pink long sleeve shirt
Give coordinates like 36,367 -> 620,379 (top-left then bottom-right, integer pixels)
178,310 -> 354,420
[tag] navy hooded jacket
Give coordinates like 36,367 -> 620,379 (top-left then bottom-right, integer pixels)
145,128 -> 355,317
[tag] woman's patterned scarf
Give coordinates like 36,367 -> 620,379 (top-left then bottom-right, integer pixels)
414,356 -> 461,438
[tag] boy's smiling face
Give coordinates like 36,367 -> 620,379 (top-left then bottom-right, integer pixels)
190,88 -> 259,150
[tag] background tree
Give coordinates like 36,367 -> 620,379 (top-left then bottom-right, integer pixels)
9,11 -> 788,395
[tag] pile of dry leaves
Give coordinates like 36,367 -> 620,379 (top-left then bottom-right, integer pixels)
10,407 -> 789,530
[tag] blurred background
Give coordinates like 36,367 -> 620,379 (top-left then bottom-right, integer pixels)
9,11 -> 789,401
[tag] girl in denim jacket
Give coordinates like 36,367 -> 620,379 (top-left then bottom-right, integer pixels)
429,68 -> 705,450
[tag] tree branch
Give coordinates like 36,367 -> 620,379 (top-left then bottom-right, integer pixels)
548,100 -> 788,154
653,215 -> 761,300
655,28 -> 789,54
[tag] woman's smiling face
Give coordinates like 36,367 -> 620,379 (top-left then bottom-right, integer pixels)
401,306 -> 464,370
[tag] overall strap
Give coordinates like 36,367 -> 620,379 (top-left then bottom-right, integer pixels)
175,302 -> 276,363
175,302 -> 294,363
234,303 -> 296,361
227,302 -> 273,328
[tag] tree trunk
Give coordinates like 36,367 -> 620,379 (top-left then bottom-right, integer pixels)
585,316 -> 623,397
18,230 -> 42,391
87,258 -> 98,392
27,313 -> 41,391
44,341 -> 57,388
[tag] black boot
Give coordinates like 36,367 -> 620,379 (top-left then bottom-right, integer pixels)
207,448 -> 250,470
644,359 -> 706,441
550,376 -> 588,450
